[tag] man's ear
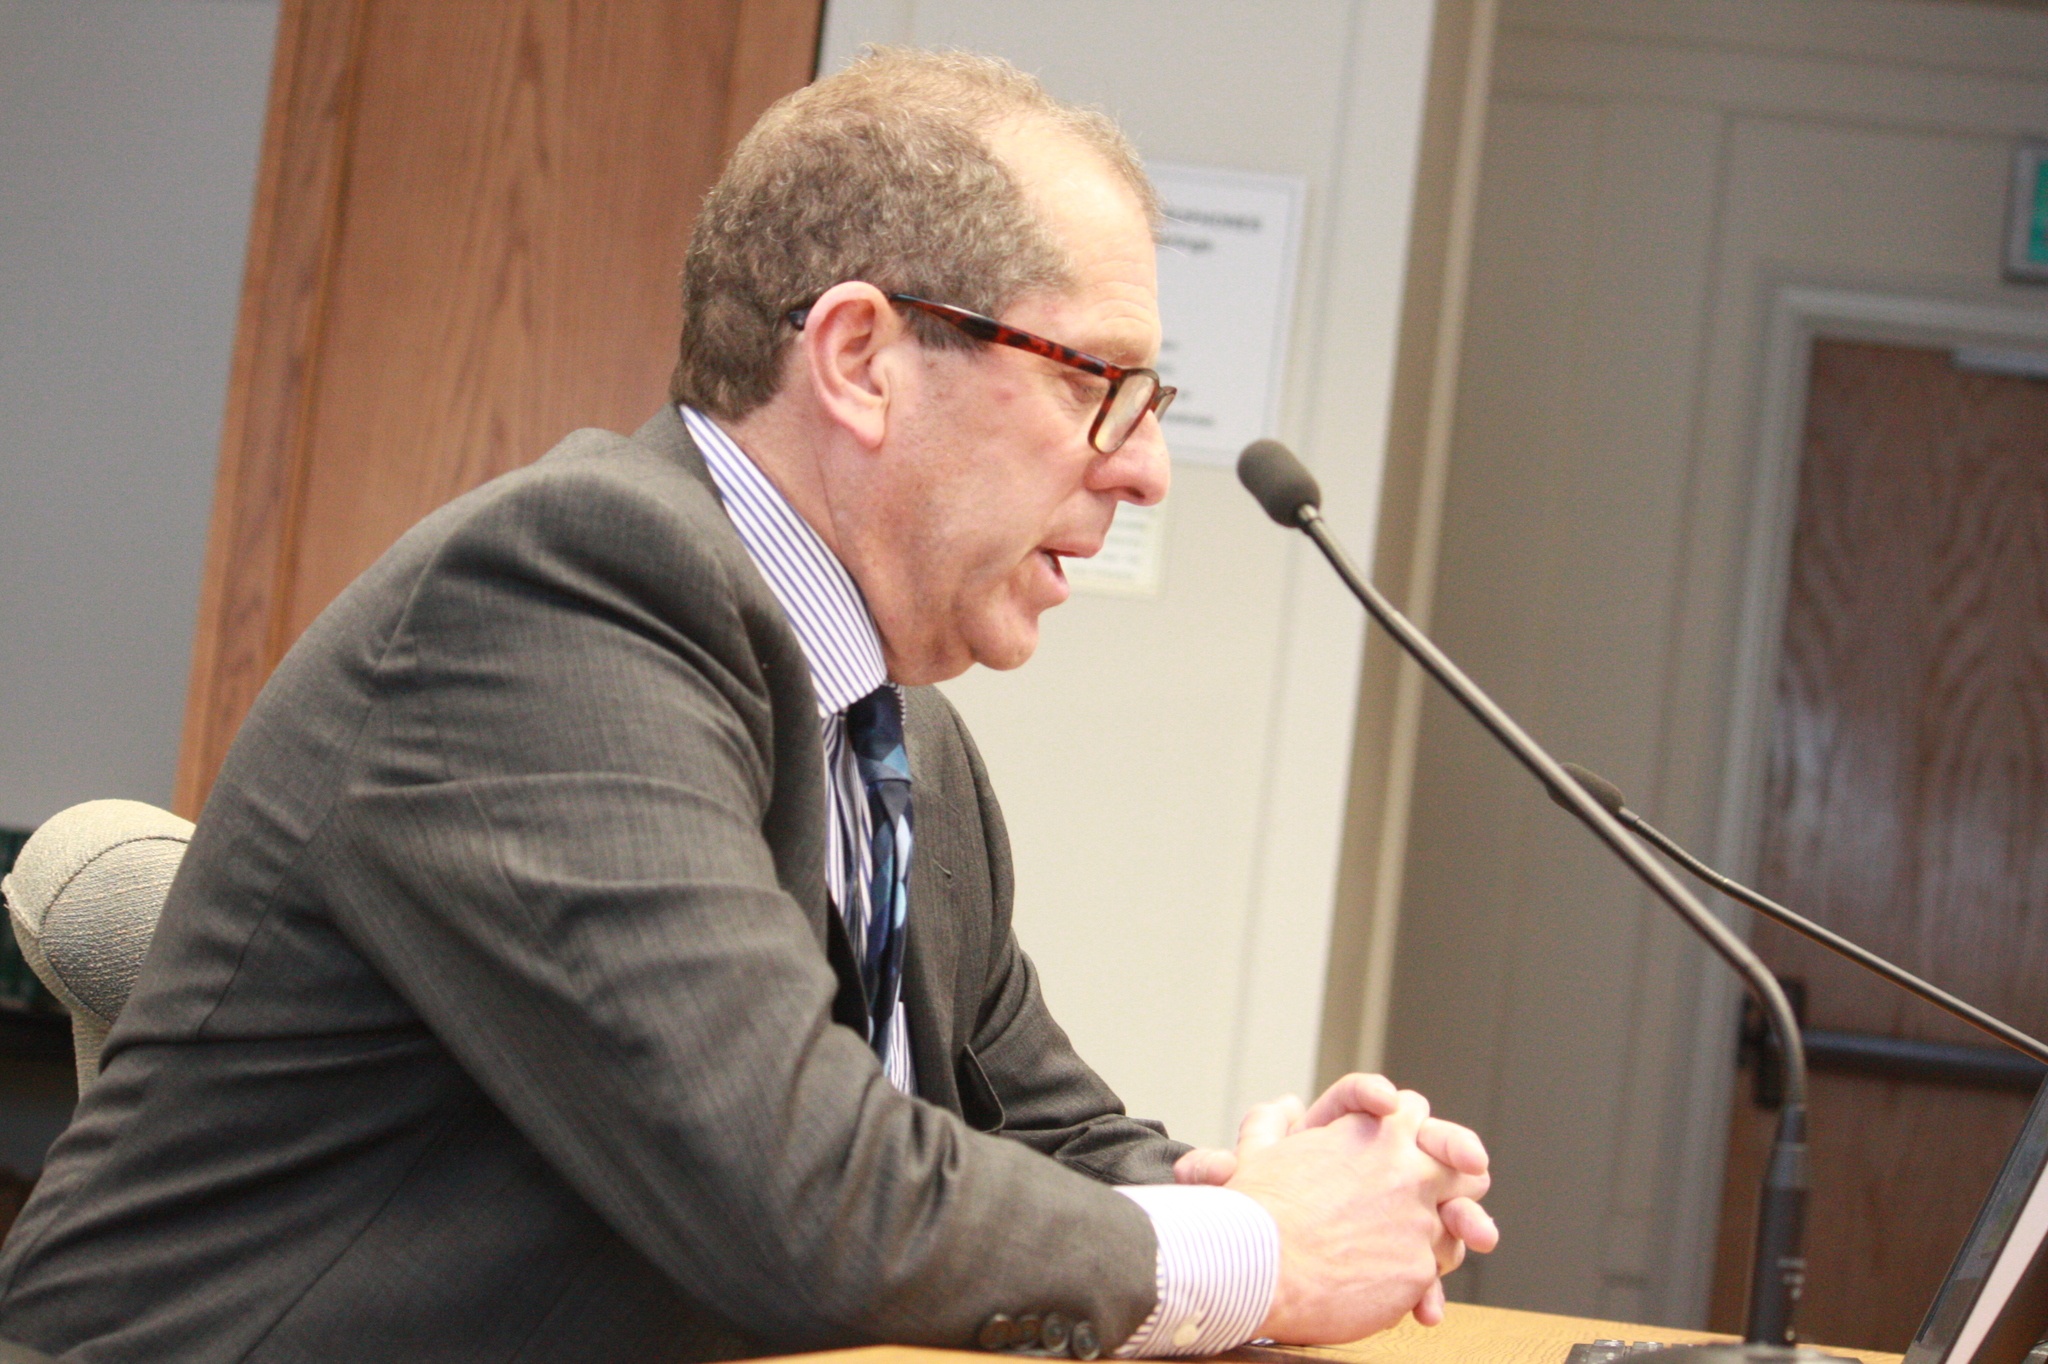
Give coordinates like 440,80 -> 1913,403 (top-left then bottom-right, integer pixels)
799,282 -> 908,452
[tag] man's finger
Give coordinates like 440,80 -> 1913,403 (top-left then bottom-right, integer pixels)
1299,1072 -> 1401,1130
1235,1097 -> 1304,1156
1413,1279 -> 1447,1327
1434,1231 -> 1467,1278
1368,1087 -> 1431,1143
1441,1196 -> 1499,1254
1417,1117 -> 1489,1176
1173,1148 -> 1238,1186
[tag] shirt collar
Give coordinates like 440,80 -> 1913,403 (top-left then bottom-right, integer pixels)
683,405 -> 889,715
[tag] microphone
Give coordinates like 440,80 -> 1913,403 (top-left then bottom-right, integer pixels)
1240,439 -> 1324,526
1238,439 -> 1841,1361
1551,764 -> 2048,1067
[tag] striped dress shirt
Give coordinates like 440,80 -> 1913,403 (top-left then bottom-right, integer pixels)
685,407 -> 1277,1357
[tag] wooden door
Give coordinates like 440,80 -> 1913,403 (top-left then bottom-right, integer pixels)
174,0 -> 821,817
1708,339 -> 2048,1353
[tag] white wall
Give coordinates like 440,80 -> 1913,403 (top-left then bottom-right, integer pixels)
0,0 -> 278,832
820,1 -> 1443,1147
1386,0 -> 2048,1326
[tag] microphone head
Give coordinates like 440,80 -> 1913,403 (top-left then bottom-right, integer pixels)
1238,440 -> 1322,526
1556,762 -> 1629,818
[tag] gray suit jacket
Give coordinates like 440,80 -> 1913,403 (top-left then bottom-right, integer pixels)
0,408 -> 1184,1362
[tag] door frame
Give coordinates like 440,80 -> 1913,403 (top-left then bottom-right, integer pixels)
1667,282 -> 2048,1321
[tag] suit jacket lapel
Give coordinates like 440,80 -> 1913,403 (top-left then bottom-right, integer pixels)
902,688 -> 1001,1124
901,746 -> 958,1103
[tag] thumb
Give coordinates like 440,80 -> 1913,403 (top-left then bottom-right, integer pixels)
1173,1148 -> 1239,1185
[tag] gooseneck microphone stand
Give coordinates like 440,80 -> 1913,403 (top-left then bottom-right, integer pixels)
1551,763 -> 2048,1068
1237,440 -> 1840,1359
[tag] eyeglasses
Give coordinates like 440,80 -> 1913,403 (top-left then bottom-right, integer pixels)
784,292 -> 1176,454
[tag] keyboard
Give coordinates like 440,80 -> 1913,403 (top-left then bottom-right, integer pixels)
1564,1341 -> 1673,1363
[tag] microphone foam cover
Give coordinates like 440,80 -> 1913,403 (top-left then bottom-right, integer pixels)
1238,440 -> 1322,526
1559,762 -> 1629,817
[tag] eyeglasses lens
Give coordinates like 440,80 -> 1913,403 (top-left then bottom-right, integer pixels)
1097,374 -> 1160,453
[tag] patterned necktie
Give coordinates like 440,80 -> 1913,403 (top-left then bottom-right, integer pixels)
844,685 -> 913,1058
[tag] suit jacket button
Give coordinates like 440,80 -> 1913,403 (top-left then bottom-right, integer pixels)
977,1314 -> 1016,1351
1013,1313 -> 1042,1350
1068,1319 -> 1100,1360
1039,1312 -> 1071,1354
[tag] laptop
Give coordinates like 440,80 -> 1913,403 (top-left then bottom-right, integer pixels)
1903,1077 -> 2048,1364
1567,1079 -> 2048,1364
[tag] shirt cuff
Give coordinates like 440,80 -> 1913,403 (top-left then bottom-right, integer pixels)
1111,1184 -> 1279,1357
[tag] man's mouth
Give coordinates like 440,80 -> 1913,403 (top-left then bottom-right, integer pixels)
1041,549 -> 1067,583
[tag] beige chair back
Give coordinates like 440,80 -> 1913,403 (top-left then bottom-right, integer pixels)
1,800 -> 191,1093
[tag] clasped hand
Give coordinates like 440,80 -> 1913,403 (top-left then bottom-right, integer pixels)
1171,1074 -> 1497,1343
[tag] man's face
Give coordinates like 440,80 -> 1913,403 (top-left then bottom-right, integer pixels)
851,122 -> 1170,684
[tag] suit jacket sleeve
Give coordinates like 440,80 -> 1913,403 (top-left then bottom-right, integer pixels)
312,436 -> 1160,1353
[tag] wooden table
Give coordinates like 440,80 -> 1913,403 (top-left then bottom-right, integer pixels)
752,1304 -> 1903,1364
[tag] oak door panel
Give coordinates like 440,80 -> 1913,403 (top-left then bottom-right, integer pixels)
1709,340 -> 2048,1352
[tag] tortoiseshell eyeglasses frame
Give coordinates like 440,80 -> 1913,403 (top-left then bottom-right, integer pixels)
784,292 -> 1176,454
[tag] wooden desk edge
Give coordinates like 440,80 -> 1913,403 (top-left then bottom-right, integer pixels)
744,1304 -> 1902,1364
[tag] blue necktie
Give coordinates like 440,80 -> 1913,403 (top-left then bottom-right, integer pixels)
844,686 -> 912,1058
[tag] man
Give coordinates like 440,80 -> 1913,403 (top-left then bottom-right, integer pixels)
0,49 -> 1494,1362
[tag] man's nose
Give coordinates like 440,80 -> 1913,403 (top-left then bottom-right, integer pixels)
1092,412 -> 1171,506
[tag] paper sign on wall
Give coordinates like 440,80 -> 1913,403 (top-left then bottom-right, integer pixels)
1149,163 -> 1307,468
1065,501 -> 1164,597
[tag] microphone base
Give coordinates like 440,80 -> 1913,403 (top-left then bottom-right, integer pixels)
1617,1348 -> 1858,1363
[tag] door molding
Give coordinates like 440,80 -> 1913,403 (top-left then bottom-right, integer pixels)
1665,283 -> 2048,1322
